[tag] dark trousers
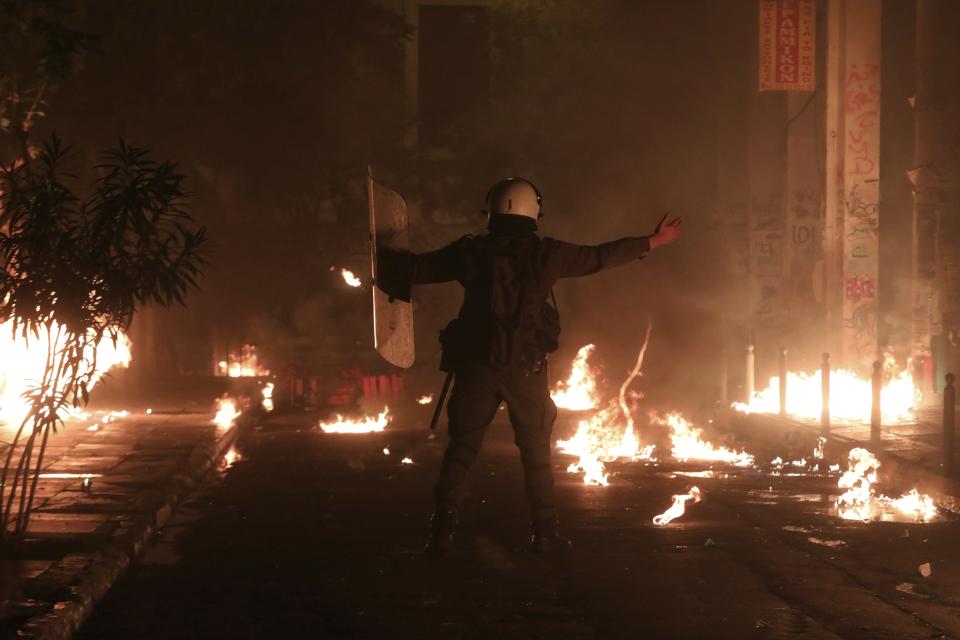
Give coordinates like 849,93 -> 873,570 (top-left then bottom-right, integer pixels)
435,364 -> 559,524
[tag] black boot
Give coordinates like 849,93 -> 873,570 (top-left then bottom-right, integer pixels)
530,517 -> 572,553
424,508 -> 457,554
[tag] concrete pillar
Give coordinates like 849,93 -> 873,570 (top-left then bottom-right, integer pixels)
824,0 -> 882,370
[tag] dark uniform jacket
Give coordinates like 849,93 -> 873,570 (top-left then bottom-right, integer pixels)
393,221 -> 650,371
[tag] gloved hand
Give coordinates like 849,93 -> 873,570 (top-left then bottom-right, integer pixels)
649,213 -> 683,249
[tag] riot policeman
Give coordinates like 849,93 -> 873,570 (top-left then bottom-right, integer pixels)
388,178 -> 682,552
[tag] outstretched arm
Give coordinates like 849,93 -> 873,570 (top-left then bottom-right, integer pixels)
375,240 -> 465,301
553,214 -> 683,278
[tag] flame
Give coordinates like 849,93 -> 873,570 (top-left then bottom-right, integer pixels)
653,486 -> 702,526
733,367 -> 918,424
222,446 -> 242,468
836,447 -> 938,522
0,321 -> 132,430
261,382 -> 274,412
217,344 -> 269,378
318,407 -> 390,433
556,324 -> 656,486
551,344 -> 600,410
401,457 -> 413,464
416,394 -> 433,405
653,413 -> 754,466
213,396 -> 240,428
341,268 -> 362,288
557,402 -> 657,486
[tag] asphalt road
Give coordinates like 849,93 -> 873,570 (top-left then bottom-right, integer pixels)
78,410 -> 960,640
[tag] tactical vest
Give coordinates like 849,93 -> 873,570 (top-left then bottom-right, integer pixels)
440,233 -> 560,372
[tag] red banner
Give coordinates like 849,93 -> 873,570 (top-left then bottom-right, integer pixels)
759,0 -> 815,92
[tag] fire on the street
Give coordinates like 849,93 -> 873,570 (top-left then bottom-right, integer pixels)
318,407 -> 390,433
340,268 -> 362,288
261,382 -> 275,412
556,331 -> 656,486
0,321 -> 132,429
218,344 -> 269,378
416,394 -> 433,405
733,367 -> 917,424
836,448 -> 937,522
213,396 -> 241,428
653,413 -> 754,467
653,486 -> 701,526
557,404 -> 656,486
551,344 -> 600,410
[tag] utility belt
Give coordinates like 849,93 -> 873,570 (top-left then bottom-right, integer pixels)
438,318 -> 550,374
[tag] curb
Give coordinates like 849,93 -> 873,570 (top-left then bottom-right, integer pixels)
719,411 -> 960,514
13,421 -> 239,640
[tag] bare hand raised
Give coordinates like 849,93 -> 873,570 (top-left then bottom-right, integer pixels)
650,213 -> 683,249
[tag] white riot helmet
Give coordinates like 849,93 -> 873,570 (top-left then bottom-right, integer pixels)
482,177 -> 542,220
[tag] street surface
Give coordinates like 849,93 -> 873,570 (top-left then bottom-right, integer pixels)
78,409 -> 960,640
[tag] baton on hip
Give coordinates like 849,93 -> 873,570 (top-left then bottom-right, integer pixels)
430,372 -> 454,430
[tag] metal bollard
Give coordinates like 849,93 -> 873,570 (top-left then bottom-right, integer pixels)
871,361 -> 882,446
821,352 -> 830,435
745,343 -> 755,405
778,347 -> 787,416
944,373 -> 956,476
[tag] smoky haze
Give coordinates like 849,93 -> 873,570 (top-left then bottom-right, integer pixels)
25,0 -> 923,414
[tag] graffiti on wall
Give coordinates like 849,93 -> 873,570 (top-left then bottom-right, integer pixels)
842,60 -> 880,365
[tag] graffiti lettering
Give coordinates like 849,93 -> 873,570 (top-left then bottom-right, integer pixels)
845,274 -> 876,301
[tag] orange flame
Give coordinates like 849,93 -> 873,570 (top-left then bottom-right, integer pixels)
556,323 -> 656,485
217,344 -> 269,378
551,344 -> 600,410
836,447 -> 937,522
0,321 -> 131,430
733,366 -> 918,424
213,396 -> 240,429
652,413 -> 754,466
341,268 -> 362,288
557,403 -> 656,486
318,407 -> 390,433
261,382 -> 275,412
653,486 -> 701,526
416,394 -> 433,405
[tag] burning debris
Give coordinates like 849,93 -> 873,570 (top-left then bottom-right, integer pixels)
217,344 -> 269,378
836,448 -> 937,522
213,395 -> 241,429
557,406 -> 656,486
401,457 -> 413,465
653,486 -> 702,526
222,446 -> 242,469
416,394 -> 433,405
318,407 -> 390,434
340,268 -> 362,288
261,382 -> 275,412
551,344 -> 601,410
556,326 -> 656,486
733,367 -> 917,424
555,325 -> 758,485
652,413 -> 754,467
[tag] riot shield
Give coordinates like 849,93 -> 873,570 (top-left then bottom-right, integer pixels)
367,167 -> 415,368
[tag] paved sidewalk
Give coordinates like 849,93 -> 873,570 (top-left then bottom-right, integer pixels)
826,406 -> 944,471
724,404 -> 960,511
0,409 -> 236,640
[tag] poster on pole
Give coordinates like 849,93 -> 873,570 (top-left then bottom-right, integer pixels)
759,0 -> 816,92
